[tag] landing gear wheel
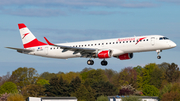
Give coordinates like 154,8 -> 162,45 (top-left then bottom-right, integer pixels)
101,60 -> 108,66
87,60 -> 94,65
157,56 -> 161,59
156,50 -> 162,59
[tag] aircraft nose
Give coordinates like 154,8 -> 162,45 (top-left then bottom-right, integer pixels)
169,41 -> 177,48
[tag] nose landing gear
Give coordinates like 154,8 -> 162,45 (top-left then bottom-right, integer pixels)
156,50 -> 162,59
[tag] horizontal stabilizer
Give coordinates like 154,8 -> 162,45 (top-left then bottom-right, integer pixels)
6,47 -> 34,53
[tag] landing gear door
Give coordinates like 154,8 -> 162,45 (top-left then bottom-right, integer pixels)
151,37 -> 155,46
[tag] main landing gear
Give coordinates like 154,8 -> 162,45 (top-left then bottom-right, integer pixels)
156,50 -> 162,59
87,59 -> 108,66
87,59 -> 94,65
101,59 -> 108,66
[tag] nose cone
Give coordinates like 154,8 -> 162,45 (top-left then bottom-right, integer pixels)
170,41 -> 177,48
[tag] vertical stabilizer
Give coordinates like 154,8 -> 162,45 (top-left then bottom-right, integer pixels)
18,23 -> 47,48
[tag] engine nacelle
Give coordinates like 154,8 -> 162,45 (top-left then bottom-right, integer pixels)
118,53 -> 133,60
97,50 -> 112,59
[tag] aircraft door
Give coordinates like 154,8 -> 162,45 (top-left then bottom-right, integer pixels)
151,37 -> 155,46
44,46 -> 48,55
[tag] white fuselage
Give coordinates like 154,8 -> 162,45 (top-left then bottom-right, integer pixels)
26,35 -> 176,59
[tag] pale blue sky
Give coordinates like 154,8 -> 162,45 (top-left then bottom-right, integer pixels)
0,0 -> 180,76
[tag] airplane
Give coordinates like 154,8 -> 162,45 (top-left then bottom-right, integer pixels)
6,23 -> 177,66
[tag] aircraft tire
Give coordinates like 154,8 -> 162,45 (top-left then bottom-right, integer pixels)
101,60 -> 108,66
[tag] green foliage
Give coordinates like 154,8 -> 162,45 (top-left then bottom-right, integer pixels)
121,96 -> 142,101
7,93 -> 24,101
165,63 -> 180,83
137,63 -> 164,90
159,83 -> 172,99
96,95 -> 108,101
69,76 -> 81,94
142,63 -> 157,87
104,69 -> 117,84
45,76 -> 70,97
9,67 -> 39,89
150,66 -> 164,89
37,79 -> 50,85
40,72 -> 56,80
133,66 -> 142,75
170,83 -> 180,93
118,67 -> 138,88
81,69 -> 108,82
161,91 -> 180,101
57,72 -> 82,84
90,80 -> 118,98
22,84 -> 45,98
0,82 -> 18,94
142,84 -> 159,96
71,84 -> 95,101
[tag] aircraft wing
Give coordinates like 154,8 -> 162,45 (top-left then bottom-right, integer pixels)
6,47 -> 34,53
44,37 -> 97,57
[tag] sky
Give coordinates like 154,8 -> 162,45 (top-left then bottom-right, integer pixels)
0,0 -> 180,76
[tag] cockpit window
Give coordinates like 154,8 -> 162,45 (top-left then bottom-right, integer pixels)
159,37 -> 169,40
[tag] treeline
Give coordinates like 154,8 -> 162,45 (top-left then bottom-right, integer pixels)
0,62 -> 180,101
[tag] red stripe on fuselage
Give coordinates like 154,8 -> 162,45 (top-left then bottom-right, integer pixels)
23,38 -> 47,48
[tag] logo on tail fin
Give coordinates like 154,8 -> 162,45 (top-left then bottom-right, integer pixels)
22,33 -> 29,39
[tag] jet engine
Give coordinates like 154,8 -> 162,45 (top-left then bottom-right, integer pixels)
97,50 -> 112,59
118,53 -> 133,60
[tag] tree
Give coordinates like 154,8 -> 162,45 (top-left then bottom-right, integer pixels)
7,93 -> 24,101
0,82 -> 18,94
22,84 -> 45,98
142,63 -> 157,87
133,66 -> 142,75
69,76 -> 81,94
97,95 -> 108,101
37,79 -> 50,86
45,76 -> 70,97
0,72 -> 10,87
159,83 -> 172,99
104,69 -> 117,84
117,67 -> 138,88
71,84 -> 95,101
161,91 -> 180,101
57,72 -> 82,84
121,96 -> 142,101
158,62 -> 170,72
9,67 -> 39,89
119,88 -> 134,96
142,84 -> 159,96
81,69 -> 108,82
165,63 -> 180,83
90,80 -> 117,98
150,66 -> 164,89
40,72 -> 56,80
119,85 -> 136,96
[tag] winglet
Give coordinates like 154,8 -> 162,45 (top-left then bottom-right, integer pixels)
44,37 -> 54,45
